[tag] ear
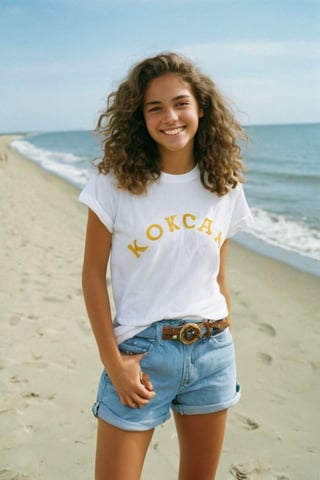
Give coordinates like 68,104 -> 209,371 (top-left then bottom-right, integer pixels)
198,108 -> 204,118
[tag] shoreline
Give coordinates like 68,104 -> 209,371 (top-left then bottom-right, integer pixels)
1,134 -> 319,479
8,133 -> 320,279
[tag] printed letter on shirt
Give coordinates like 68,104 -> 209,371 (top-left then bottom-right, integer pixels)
198,217 -> 213,235
146,224 -> 163,241
182,213 -> 196,229
165,215 -> 181,232
128,240 -> 149,258
213,231 -> 223,247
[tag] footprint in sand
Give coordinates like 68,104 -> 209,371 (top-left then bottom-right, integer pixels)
230,464 -> 286,479
230,465 -> 265,479
0,470 -> 35,480
22,392 -> 40,399
230,465 -> 250,479
259,323 -> 276,337
234,413 -> 259,430
257,352 -> 273,365
22,392 -> 55,404
43,295 -> 64,303
10,375 -> 29,384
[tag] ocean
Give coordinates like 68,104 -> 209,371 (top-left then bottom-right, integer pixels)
11,123 -> 320,277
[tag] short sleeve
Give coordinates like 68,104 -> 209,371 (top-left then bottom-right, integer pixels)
226,184 -> 253,238
78,172 -> 118,232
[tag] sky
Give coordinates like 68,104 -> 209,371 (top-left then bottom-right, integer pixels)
0,0 -> 319,132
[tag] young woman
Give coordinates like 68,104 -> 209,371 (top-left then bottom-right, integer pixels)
79,52 -> 253,480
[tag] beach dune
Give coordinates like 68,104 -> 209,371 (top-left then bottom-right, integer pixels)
1,135 -> 319,479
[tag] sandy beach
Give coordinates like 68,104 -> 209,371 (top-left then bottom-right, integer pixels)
1,134 -> 319,480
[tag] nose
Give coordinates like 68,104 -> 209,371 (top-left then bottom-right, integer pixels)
163,107 -> 178,124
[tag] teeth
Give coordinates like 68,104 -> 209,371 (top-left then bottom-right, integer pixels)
163,127 -> 184,135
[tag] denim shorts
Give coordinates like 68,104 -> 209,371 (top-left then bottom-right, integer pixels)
92,319 -> 240,431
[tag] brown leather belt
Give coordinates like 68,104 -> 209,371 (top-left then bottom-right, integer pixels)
162,318 -> 230,345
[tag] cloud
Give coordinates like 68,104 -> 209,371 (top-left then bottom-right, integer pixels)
175,40 -> 320,125
1,38 -> 319,131
179,40 -> 320,64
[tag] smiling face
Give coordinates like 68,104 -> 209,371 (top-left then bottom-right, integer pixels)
143,73 -> 203,172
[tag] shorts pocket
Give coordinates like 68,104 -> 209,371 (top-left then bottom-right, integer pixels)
118,336 -> 155,357
210,327 -> 233,347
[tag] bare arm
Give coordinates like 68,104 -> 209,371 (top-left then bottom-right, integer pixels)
82,209 -> 118,365
217,239 -> 231,326
82,209 -> 155,407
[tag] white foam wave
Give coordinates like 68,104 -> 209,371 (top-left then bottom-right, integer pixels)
11,139 -> 90,188
12,139 -> 84,164
248,207 -> 320,261
10,138 -> 320,263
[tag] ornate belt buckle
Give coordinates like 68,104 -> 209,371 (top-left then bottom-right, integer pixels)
179,323 -> 201,345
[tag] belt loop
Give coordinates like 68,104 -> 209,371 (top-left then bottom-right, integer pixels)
156,320 -> 164,346
203,320 -> 211,338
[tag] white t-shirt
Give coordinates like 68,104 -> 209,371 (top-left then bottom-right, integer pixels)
79,165 -> 253,343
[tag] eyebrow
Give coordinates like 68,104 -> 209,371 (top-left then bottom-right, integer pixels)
144,94 -> 192,107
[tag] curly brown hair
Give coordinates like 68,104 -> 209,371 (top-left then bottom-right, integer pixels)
96,52 -> 247,195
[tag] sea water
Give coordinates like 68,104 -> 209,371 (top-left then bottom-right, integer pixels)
11,123 -> 320,277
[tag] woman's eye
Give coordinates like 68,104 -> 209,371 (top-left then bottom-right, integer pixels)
148,106 -> 161,113
177,102 -> 189,108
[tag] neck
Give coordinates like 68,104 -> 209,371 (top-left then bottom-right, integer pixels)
160,150 -> 195,175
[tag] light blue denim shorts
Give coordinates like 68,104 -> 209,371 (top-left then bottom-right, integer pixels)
92,319 -> 240,431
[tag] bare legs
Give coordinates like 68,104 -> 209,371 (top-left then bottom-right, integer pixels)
95,410 -> 227,480
95,419 -> 154,480
173,409 -> 228,480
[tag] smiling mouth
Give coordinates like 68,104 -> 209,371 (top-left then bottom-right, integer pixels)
161,127 -> 185,136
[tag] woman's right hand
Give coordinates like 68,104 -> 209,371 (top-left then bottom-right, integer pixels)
106,354 -> 156,409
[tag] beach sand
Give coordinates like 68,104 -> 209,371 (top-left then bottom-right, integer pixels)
1,134 -> 319,480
